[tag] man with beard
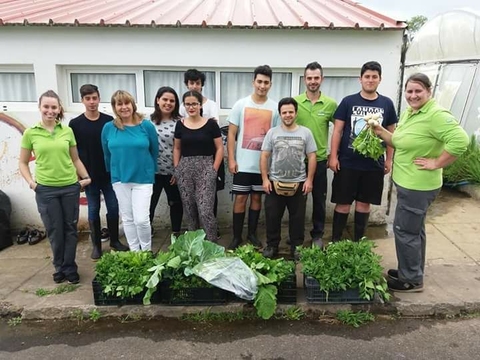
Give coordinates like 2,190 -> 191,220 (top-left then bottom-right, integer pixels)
295,62 -> 337,248
329,61 -> 397,242
260,97 -> 317,258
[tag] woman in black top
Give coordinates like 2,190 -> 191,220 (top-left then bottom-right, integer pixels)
173,91 -> 223,242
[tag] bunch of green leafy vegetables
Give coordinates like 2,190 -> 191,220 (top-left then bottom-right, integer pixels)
143,230 -> 225,305
352,126 -> 385,160
298,240 -> 389,301
443,135 -> 480,184
95,251 -> 154,299
229,244 -> 296,320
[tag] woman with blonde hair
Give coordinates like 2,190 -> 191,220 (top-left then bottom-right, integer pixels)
101,90 -> 158,251
19,90 -> 91,284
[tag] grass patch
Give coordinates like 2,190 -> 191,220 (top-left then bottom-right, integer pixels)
181,309 -> 257,323
277,306 -> 305,321
35,284 -> 80,297
7,316 -> 22,327
336,310 -> 375,328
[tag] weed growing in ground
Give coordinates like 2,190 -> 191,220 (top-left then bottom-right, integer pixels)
117,314 -> 143,323
7,316 -> 22,327
336,310 -> 375,328
279,306 -> 305,321
35,284 -> 80,297
89,308 -> 101,322
181,309 -> 257,323
71,309 -> 84,325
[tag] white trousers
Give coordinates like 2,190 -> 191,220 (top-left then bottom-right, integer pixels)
112,182 -> 153,251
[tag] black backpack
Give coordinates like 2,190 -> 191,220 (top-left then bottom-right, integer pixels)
0,190 -> 12,251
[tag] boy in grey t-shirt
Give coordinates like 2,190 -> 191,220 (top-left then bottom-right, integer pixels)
260,97 -> 317,259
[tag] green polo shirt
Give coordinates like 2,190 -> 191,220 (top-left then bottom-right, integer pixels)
392,99 -> 469,191
295,92 -> 337,161
21,122 -> 78,187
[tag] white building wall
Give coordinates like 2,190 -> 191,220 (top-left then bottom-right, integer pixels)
0,26 -> 404,232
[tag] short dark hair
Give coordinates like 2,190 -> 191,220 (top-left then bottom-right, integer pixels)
184,69 -> 206,87
405,73 -> 432,90
360,61 -> 382,77
278,97 -> 298,113
79,84 -> 99,98
254,65 -> 273,81
304,61 -> 323,76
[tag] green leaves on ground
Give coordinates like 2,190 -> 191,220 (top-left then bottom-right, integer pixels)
336,310 -> 375,328
95,250 -> 154,299
352,126 -> 385,160
254,285 -> 278,320
299,240 -> 390,301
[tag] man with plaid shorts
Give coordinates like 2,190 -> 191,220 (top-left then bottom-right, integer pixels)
227,65 -> 281,250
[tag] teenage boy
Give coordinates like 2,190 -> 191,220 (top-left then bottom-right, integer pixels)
260,97 -> 317,258
69,84 -> 129,260
329,61 -> 397,242
180,68 -> 219,120
227,65 -> 281,249
295,62 -> 337,248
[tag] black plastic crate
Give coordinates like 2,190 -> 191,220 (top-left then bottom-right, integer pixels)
92,277 -> 160,306
304,276 -> 373,304
277,273 -> 297,304
159,281 -> 228,306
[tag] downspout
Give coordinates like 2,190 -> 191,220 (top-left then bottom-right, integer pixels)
386,29 -> 408,217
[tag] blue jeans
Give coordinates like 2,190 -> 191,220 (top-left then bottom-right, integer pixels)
84,180 -> 119,221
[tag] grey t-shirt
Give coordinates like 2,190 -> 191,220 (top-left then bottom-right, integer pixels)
261,125 -> 317,182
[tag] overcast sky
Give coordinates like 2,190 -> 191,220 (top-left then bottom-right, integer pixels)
358,0 -> 479,21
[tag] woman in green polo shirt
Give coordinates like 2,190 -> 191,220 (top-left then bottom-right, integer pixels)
19,90 -> 91,285
371,73 -> 469,293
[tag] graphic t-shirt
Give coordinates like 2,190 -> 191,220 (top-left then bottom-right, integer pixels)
227,95 -> 281,174
261,125 -> 317,182
334,92 -> 398,171
152,118 -> 177,175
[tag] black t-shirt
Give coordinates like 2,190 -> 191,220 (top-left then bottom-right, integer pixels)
69,112 -> 113,183
174,118 -> 221,157
334,92 -> 398,171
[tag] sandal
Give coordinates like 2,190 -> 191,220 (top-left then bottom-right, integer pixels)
16,228 -> 30,245
28,229 -> 46,245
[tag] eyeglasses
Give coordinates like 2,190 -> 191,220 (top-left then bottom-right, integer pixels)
184,103 -> 200,108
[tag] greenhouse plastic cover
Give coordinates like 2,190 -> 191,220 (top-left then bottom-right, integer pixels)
407,9 -> 480,65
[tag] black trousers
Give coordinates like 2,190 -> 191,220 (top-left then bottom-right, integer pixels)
265,183 -> 307,248
310,160 -> 327,238
149,174 -> 183,232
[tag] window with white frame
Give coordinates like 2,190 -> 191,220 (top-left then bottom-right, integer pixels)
220,72 -> 292,109
0,73 -> 36,102
299,76 -> 359,103
144,70 -> 215,107
70,73 -> 137,102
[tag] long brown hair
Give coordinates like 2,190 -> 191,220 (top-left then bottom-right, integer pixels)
38,90 -> 64,121
111,90 -> 144,130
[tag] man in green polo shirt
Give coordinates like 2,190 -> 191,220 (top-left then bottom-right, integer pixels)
295,62 -> 337,248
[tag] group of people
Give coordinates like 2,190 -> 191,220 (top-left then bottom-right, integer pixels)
19,62 -> 469,294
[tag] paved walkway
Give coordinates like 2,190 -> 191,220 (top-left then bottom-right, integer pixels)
1,188 -> 479,319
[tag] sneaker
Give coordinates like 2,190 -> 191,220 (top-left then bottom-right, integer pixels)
66,272 -> 80,284
28,229 -> 46,245
262,246 -> 278,259
387,269 -> 399,280
53,272 -> 66,284
16,228 -> 30,245
100,228 -> 109,243
312,237 -> 324,249
387,278 -> 423,293
290,247 -> 301,262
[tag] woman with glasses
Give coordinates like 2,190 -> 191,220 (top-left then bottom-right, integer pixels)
173,90 -> 223,242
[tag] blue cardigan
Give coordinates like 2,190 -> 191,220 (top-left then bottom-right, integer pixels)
101,119 -> 159,184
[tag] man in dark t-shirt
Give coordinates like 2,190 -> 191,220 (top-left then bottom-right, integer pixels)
329,62 -> 397,242
69,84 -> 128,259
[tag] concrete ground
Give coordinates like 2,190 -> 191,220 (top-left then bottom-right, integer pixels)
1,187 -> 479,320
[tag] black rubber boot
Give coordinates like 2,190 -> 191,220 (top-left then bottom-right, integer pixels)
354,211 -> 370,242
247,209 -> 262,248
332,211 -> 349,242
107,216 -> 129,251
89,220 -> 102,261
228,212 -> 245,250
